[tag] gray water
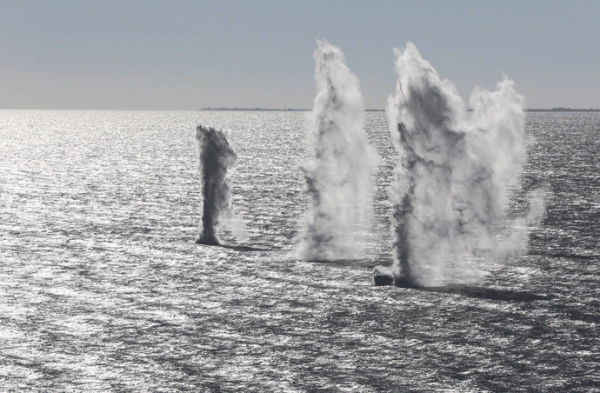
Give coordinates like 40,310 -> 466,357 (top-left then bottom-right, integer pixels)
0,110 -> 598,392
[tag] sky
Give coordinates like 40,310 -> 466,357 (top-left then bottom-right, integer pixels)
1,0 -> 599,110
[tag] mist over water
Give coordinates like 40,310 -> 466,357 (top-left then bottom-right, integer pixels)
375,43 -> 545,287
297,40 -> 377,261
196,125 -> 247,245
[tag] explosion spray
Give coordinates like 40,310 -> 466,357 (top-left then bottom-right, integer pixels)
374,43 -> 544,287
297,40 -> 377,261
196,125 -> 247,245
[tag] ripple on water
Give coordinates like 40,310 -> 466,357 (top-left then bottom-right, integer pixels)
0,111 -> 598,391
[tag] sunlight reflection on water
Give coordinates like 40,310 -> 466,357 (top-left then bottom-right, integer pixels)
0,110 -> 598,391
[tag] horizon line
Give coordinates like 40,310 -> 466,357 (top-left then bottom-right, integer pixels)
2,107 -> 599,112
199,107 -> 600,113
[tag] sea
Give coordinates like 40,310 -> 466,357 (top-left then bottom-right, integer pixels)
0,109 -> 598,392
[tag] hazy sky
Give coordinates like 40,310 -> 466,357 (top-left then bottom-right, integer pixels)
1,0 -> 599,110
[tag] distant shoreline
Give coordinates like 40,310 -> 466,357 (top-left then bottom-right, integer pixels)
200,107 -> 600,113
524,108 -> 600,112
201,107 -> 310,112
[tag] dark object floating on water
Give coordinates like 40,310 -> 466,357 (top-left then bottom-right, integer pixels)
373,266 -> 420,288
373,274 -> 395,287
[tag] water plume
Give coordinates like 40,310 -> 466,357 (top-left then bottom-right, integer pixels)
297,40 -> 377,261
374,42 -> 544,287
196,125 -> 247,245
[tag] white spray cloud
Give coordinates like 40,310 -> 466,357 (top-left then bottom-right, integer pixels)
297,39 -> 377,261
375,42 -> 544,287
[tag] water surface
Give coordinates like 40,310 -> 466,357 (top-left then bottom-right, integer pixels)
0,110 -> 598,391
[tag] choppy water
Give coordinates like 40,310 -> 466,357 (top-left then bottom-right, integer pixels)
0,110 -> 598,392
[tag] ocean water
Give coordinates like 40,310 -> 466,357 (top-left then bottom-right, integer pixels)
0,109 -> 598,392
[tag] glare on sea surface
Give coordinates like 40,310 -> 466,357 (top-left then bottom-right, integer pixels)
0,110 -> 598,391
